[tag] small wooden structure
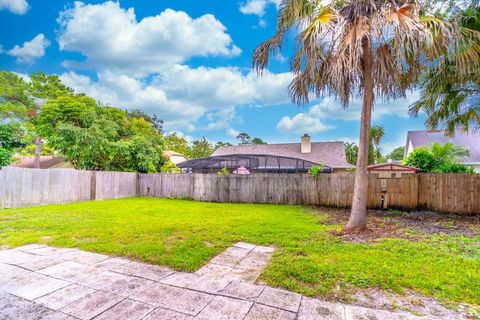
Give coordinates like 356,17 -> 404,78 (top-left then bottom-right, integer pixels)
367,163 -> 418,178
367,163 -> 418,209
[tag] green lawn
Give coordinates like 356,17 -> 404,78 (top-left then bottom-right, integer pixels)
1,198 -> 479,307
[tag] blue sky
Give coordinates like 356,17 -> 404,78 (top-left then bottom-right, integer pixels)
0,0 -> 428,152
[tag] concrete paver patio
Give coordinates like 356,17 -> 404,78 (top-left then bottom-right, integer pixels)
0,243 -> 440,319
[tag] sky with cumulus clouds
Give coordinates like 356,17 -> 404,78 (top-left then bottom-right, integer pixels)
0,0 -> 428,152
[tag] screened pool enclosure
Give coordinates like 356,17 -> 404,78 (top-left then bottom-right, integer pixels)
177,154 -> 331,174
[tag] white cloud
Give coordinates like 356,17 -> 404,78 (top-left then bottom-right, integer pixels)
277,92 -> 419,135
308,92 -> 421,121
60,67 -> 292,132
337,136 -> 358,144
273,52 -> 286,63
226,128 -> 240,138
0,0 -> 29,15
277,113 -> 334,134
58,1 -> 241,76
158,65 -> 292,108
7,33 -> 50,64
239,0 -> 281,17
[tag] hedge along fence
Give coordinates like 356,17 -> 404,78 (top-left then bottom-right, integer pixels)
1,167 -> 479,215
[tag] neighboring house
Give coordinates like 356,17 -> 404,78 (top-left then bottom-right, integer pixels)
367,163 -> 418,178
9,156 -> 70,169
178,134 -> 354,173
404,130 -> 480,173
164,150 -> 188,165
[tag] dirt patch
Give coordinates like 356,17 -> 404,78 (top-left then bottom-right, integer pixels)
322,207 -> 480,243
351,288 -> 479,319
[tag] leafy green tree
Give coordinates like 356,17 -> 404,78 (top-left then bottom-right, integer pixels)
251,137 -> 267,145
29,72 -> 74,100
0,71 -> 35,121
126,109 -> 163,133
236,132 -> 252,145
161,160 -> 180,173
214,141 -> 233,150
236,132 -> 266,145
189,137 -> 214,159
0,123 -> 24,167
404,142 -> 473,173
36,94 -> 164,172
387,147 -> 405,161
404,147 -> 440,172
344,142 -> 358,165
164,133 -> 190,156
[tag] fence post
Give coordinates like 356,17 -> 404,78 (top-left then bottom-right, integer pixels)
136,173 -> 140,197
90,171 -> 97,201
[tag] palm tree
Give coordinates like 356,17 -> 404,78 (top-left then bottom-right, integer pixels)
370,125 -> 385,163
344,142 -> 358,165
429,142 -> 470,161
253,0 -> 479,231
410,6 -> 480,135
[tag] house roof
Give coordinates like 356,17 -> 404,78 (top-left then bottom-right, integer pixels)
212,141 -> 354,169
9,156 -> 67,169
164,150 -> 187,158
406,130 -> 480,163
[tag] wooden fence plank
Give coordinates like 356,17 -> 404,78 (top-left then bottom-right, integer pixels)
1,167 -> 479,214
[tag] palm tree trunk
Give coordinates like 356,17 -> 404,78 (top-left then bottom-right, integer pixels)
346,39 -> 374,232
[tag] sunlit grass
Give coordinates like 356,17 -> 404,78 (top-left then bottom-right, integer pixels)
0,198 -> 478,306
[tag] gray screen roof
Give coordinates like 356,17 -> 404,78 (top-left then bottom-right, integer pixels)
212,141 -> 354,168
407,130 -> 480,163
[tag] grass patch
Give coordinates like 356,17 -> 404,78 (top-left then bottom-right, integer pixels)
0,198 -> 479,306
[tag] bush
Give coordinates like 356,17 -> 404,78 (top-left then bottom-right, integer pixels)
404,145 -> 475,173
403,147 -> 439,172
160,161 -> 179,173
434,162 -> 475,174
0,148 -> 14,167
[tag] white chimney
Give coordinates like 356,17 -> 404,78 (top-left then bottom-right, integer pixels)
301,134 -> 311,153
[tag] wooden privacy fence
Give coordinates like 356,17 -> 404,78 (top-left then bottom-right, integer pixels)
1,167 -> 479,215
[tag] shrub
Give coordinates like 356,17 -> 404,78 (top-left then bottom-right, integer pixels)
404,144 -> 475,174
160,161 -> 179,173
307,164 -> 325,177
403,147 -> 438,172
434,162 -> 475,174
217,166 -> 229,176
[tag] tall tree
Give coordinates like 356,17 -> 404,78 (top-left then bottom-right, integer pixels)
164,133 -> 190,156
236,132 -> 252,145
126,109 -> 164,133
28,72 -> 74,168
387,146 -> 405,161
189,137 -> 214,159
253,0 -> 478,231
251,137 -> 267,145
345,142 -> 358,165
370,125 -> 385,163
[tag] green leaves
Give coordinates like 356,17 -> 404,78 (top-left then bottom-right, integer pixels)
0,123 -> 24,167
404,142 -> 474,173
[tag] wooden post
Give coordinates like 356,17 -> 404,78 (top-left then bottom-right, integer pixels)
90,171 -> 97,201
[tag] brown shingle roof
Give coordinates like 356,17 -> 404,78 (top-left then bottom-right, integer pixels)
212,141 -> 354,169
